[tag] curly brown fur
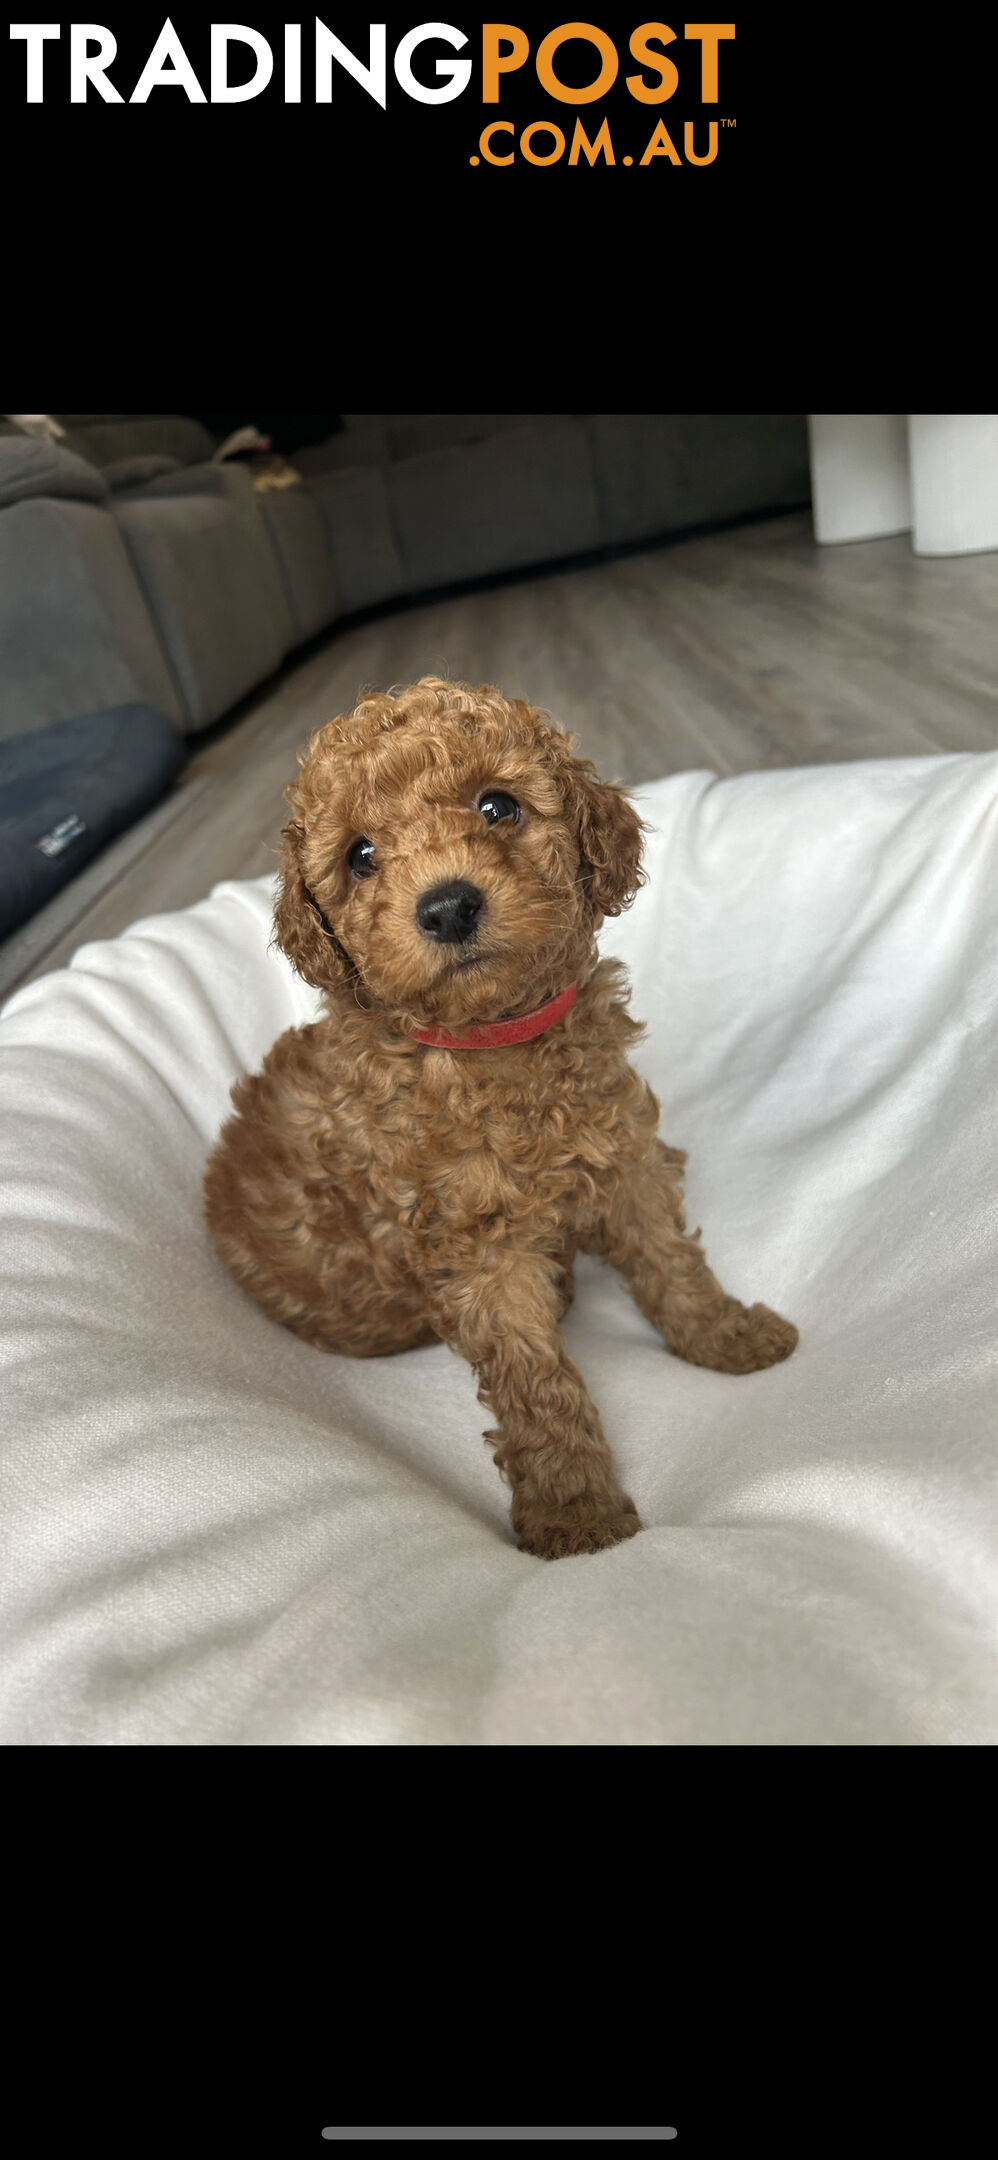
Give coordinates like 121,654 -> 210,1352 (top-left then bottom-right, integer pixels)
204,677 -> 798,1559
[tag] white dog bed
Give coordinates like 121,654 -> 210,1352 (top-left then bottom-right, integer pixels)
2,753 -> 996,1745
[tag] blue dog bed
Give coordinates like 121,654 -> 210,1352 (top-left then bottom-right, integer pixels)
0,704 -> 186,941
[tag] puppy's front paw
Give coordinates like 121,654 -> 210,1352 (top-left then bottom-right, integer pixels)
516,1494 -> 643,1560
683,1300 -> 798,1375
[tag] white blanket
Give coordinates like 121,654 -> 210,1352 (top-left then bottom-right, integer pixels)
2,754 -> 996,1745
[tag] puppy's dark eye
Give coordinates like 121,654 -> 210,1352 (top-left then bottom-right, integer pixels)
477,789 -> 520,827
348,836 -> 377,879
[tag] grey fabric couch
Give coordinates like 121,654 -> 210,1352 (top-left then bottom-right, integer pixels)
52,415 -> 340,652
294,409 -> 810,604
1,411 -> 810,938
0,431 -> 184,738
55,417 -> 307,731
3,411 -> 810,748
110,463 -> 296,731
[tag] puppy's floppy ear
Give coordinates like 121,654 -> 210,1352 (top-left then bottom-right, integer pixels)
563,751 -> 646,920
272,815 -> 353,991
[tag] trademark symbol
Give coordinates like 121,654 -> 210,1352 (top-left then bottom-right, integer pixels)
721,116 -> 736,126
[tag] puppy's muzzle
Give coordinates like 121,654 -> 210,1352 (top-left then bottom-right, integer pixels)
415,880 -> 486,946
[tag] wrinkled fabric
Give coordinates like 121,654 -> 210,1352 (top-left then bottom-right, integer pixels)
1,752 -> 996,1745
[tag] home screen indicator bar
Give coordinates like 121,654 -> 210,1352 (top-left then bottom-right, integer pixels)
320,2133 -> 679,2143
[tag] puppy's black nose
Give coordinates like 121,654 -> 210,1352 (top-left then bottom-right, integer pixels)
415,879 -> 485,945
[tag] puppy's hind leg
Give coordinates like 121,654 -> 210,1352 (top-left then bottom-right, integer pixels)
203,1091 -> 435,1359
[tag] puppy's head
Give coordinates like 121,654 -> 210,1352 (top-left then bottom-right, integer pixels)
274,677 -> 645,1030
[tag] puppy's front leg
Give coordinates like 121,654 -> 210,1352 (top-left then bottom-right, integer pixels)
591,1140 -> 799,1375
430,1248 -> 641,1559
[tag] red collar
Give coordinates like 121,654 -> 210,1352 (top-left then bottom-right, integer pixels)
408,982 -> 578,1051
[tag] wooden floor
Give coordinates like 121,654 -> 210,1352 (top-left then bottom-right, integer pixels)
4,507 -> 998,999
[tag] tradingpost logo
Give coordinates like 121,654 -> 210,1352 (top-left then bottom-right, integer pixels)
7,19 -> 736,168
474,21 -> 735,169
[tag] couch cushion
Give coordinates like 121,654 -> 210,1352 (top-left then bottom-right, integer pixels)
2,751 -> 995,1744
294,425 -> 389,475
255,484 -> 337,643
338,414 -> 552,458
389,418 -> 601,589
101,453 -> 183,492
387,414 -> 553,459
0,495 -> 186,738
57,414 -> 217,470
113,466 -> 294,730
303,463 -> 406,616
588,413 -> 811,545
0,704 -> 186,939
0,435 -> 109,508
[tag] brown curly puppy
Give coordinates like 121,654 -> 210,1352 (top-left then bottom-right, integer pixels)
204,678 -> 797,1559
